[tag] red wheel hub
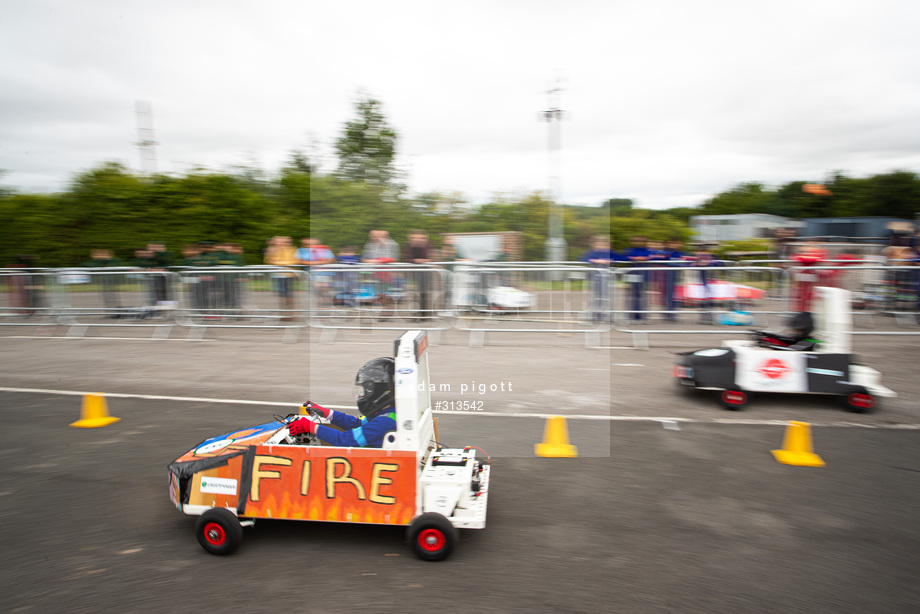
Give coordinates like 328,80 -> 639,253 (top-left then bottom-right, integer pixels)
204,522 -> 226,546
849,393 -> 874,409
723,391 -> 746,404
418,528 -> 445,552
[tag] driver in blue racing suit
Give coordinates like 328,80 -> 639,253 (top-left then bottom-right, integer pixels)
289,357 -> 397,447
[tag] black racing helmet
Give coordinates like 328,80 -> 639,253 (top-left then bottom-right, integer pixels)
788,311 -> 814,340
354,357 -> 395,418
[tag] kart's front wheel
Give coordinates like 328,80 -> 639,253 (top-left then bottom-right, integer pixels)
196,508 -> 243,555
720,386 -> 748,410
844,386 -> 876,413
407,513 -> 457,562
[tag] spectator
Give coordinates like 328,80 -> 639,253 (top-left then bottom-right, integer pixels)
792,241 -> 828,312
294,237 -> 335,292
337,246 -> 361,265
8,254 -> 45,316
579,235 -> 618,322
772,228 -> 798,262
407,230 -> 432,320
694,245 -> 724,323
182,243 -> 211,313
213,241 -> 245,311
438,236 -> 470,308
882,234 -> 916,309
664,238 -> 688,321
624,236 -> 651,321
648,239 -> 667,309
264,236 -> 298,321
909,244 -> 920,311
335,246 -> 361,297
139,241 -> 174,310
296,238 -> 335,268
297,237 -> 336,300
81,249 -> 125,313
362,230 -> 399,263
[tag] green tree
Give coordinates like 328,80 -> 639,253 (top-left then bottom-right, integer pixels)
860,171 -> 920,219
608,209 -> 689,250
334,94 -> 399,188
602,198 -> 633,213
698,183 -> 773,216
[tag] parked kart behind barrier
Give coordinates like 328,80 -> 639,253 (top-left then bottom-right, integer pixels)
452,266 -> 535,314
167,331 -> 490,560
673,287 -> 896,412
675,279 -> 765,311
318,275 -> 420,322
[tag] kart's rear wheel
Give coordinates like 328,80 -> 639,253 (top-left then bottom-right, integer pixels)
407,513 -> 457,562
844,386 -> 876,413
720,386 -> 748,410
196,508 -> 243,555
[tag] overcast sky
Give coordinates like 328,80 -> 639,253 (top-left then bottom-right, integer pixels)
2,0 -> 920,209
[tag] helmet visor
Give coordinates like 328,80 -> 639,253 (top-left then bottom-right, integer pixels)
354,384 -> 367,401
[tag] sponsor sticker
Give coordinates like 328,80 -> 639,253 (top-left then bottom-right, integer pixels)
199,476 -> 238,495
195,439 -> 232,455
694,349 -> 728,357
807,368 -> 844,377
397,368 -> 414,374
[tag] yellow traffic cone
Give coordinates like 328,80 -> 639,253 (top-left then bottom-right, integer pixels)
71,393 -> 120,428
535,416 -> 578,457
771,421 -> 824,467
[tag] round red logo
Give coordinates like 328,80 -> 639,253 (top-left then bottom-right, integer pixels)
759,358 -> 790,379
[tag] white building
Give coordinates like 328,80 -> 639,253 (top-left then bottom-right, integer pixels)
691,214 -> 803,243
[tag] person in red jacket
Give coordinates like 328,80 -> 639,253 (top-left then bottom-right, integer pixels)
792,241 -> 828,311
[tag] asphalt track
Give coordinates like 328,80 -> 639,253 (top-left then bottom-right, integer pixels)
1,327 -> 920,613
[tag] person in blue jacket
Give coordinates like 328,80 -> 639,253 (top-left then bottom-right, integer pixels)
664,238 -> 687,321
694,246 -> 724,323
289,357 -> 397,447
579,235 -> 619,322
624,236 -> 652,320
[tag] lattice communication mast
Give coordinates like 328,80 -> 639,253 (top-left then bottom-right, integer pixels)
135,100 -> 158,176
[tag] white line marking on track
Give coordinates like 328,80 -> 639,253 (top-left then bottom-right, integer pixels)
0,386 -> 918,429
0,336 -> 212,342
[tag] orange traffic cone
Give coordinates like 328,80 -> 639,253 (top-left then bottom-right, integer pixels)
771,421 -> 824,467
71,393 -> 120,428
535,416 -> 578,457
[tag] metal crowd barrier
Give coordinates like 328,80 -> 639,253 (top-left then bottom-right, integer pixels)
450,263 -> 611,347
1,268 -> 178,337
0,269 -> 59,325
784,264 -> 920,336
307,264 -> 451,341
173,266 -> 308,340
2,262 -> 916,344
611,265 -> 790,348
740,259 -> 919,317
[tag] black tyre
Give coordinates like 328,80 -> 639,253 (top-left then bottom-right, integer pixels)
407,513 -> 458,562
843,386 -> 876,413
719,386 -> 748,410
195,508 -> 243,555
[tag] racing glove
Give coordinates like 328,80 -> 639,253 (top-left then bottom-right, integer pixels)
289,418 -> 318,436
303,401 -> 332,419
